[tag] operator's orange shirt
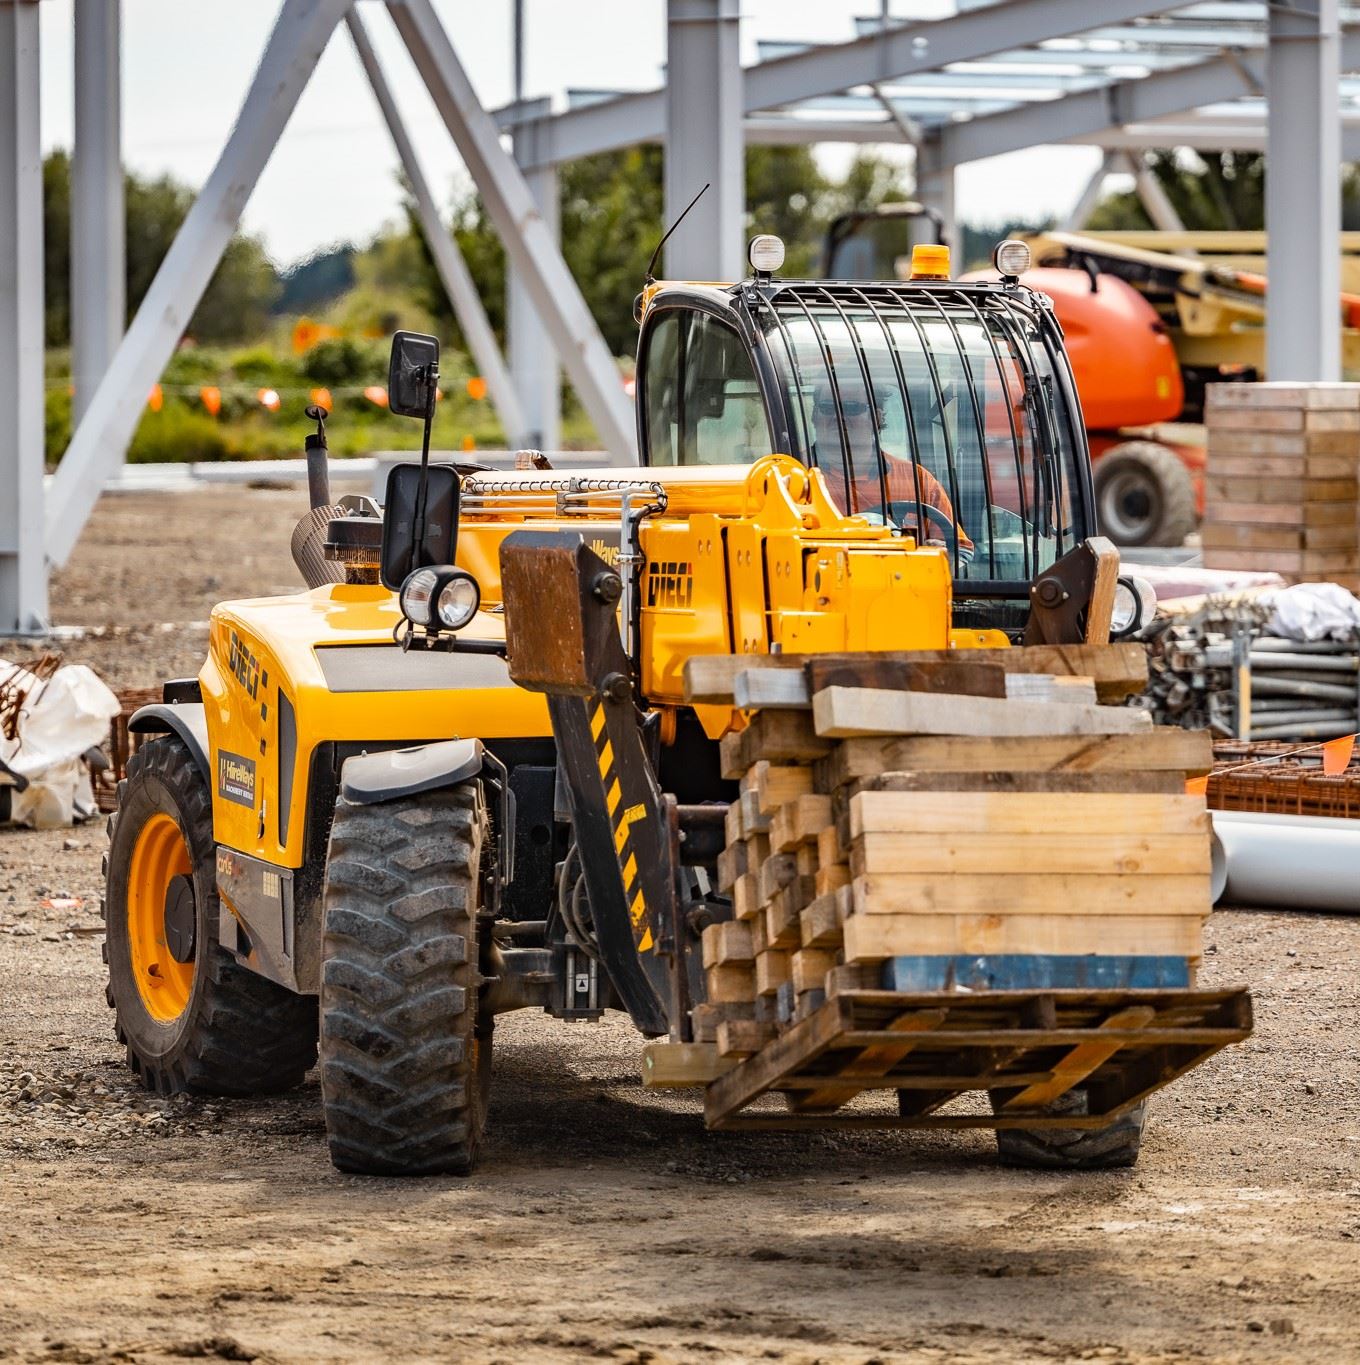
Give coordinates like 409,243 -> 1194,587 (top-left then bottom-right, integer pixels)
820,453 -> 976,553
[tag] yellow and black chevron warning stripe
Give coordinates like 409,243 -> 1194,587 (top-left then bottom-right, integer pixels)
590,701 -> 654,953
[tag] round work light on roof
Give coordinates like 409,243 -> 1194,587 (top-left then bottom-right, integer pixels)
992,238 -> 1032,280
748,234 -> 786,275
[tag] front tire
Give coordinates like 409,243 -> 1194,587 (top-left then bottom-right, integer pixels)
319,783 -> 491,1176
102,735 -> 317,1095
991,1089 -> 1146,1170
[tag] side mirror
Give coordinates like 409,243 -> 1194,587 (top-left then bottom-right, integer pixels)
388,330 -> 440,419
380,461 -> 460,590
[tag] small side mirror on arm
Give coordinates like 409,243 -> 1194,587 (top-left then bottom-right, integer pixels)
388,330 -> 440,419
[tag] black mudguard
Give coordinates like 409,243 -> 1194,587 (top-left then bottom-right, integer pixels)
339,738 -> 484,804
128,703 -> 210,781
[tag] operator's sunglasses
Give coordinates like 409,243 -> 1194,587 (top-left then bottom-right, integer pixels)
813,397 -> 874,417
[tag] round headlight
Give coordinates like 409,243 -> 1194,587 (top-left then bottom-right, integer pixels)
748,234 -> 785,274
398,566 -> 439,627
992,238 -> 1032,279
436,571 -> 480,631
1110,574 -> 1157,639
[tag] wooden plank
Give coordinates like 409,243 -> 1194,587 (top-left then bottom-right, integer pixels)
731,872 -> 760,922
999,1006 -> 1157,1110
819,730 -> 1214,786
851,790 -> 1209,839
739,790 -> 771,834
826,962 -> 884,995
641,1042 -> 735,1088
755,949 -> 791,997
741,760 -> 814,815
791,947 -> 838,996
701,920 -> 754,968
1004,673 -> 1098,706
1083,536 -> 1120,646
852,831 -> 1211,878
817,823 -> 845,866
715,840 -> 747,894
794,1006 -> 948,1112
757,852 -> 799,906
705,962 -> 756,1005
800,893 -> 844,949
804,657 -> 1008,699
724,801 -> 744,845
814,861 -> 851,898
771,793 -> 833,852
716,1018 -> 775,1059
735,668 -> 812,710
687,643 -> 1149,706
764,891 -> 803,950
841,911 -> 1203,961
837,769 -> 1187,799
704,995 -> 854,1125
814,687 -> 1151,740
852,872 -> 1209,917
719,709 -> 830,778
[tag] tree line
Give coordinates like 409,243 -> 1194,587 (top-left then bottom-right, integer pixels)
40,146 -> 1323,356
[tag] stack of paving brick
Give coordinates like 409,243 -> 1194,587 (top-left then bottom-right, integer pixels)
1202,382 -> 1360,592
688,646 -> 1215,1061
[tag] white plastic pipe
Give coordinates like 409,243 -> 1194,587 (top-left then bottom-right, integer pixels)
1211,810 -> 1360,913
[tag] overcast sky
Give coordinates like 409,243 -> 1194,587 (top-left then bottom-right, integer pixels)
36,0 -> 1107,267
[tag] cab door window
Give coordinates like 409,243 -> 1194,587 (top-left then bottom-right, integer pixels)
644,310 -> 772,466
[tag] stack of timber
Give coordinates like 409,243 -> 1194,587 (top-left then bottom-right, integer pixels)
690,644 -> 1216,1061
1201,383 -> 1360,592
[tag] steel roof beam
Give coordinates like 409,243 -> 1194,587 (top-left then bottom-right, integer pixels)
921,29 -> 1360,170
508,0 -> 1179,168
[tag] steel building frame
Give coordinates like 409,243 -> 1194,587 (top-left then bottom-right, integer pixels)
1,0 -> 1353,633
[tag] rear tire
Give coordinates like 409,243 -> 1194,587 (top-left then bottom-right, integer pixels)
1093,441 -> 1196,548
991,1089 -> 1146,1170
103,735 -> 317,1096
319,783 -> 491,1176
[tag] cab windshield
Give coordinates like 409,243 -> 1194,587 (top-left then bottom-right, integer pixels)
751,283 -> 1088,587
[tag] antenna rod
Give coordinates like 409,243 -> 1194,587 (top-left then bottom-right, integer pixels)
646,183 -> 710,283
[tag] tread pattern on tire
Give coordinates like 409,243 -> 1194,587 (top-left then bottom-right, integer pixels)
1094,440 -> 1197,548
992,1088 -> 1146,1170
319,783 -> 488,1176
103,735 -> 317,1096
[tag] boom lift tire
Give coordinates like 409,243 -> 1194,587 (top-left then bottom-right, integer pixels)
319,782 -> 492,1176
1092,441 -> 1196,548
990,1090 -> 1147,1170
102,735 -> 318,1096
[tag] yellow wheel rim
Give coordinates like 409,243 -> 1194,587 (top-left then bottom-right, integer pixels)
127,812 -> 196,1022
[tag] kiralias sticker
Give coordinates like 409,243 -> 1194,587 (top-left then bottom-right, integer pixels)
217,750 -> 256,808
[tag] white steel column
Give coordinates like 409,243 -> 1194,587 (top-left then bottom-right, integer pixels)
388,0 -> 636,460
346,10 -> 527,445
1267,0 -> 1341,381
45,0 -> 352,568
664,0 -> 743,280
1129,152 -> 1185,233
510,102 -> 560,451
72,0 -> 124,426
0,0 -> 46,634
917,164 -> 959,263
1062,151 -> 1115,231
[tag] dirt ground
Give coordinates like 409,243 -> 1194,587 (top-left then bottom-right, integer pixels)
2,488 -> 1359,1364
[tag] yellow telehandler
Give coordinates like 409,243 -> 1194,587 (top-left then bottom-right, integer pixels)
102,235 -> 1249,1176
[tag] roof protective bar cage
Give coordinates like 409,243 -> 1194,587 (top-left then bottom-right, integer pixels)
751,279 -> 1086,597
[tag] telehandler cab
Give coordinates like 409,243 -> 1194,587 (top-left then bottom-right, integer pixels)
104,236 -> 1239,1177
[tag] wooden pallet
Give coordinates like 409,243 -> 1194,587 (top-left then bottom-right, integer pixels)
704,987 -> 1252,1130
